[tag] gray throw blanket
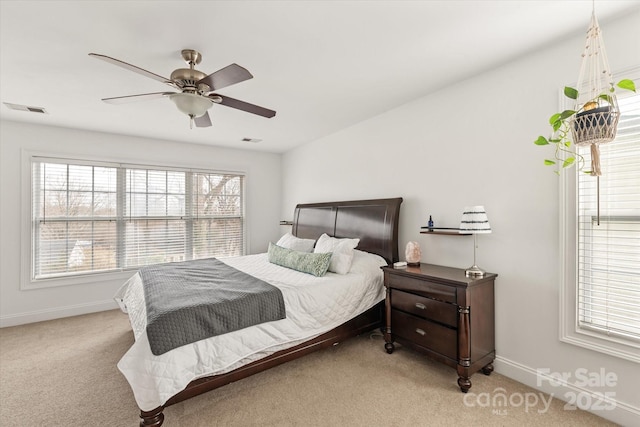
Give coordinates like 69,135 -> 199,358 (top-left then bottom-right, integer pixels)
140,258 -> 286,355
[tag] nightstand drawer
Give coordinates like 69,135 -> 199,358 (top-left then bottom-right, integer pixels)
391,309 -> 457,359
386,274 -> 456,303
391,290 -> 457,328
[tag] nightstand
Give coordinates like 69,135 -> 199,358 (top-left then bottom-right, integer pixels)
382,264 -> 496,393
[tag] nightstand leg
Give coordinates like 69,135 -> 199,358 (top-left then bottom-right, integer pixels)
384,284 -> 395,354
481,363 -> 494,375
457,376 -> 472,393
384,341 -> 395,354
457,305 -> 472,393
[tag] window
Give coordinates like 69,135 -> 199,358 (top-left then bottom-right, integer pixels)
30,158 -> 244,281
560,69 -> 640,362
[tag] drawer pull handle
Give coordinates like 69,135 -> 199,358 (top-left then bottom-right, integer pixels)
415,302 -> 426,310
415,328 -> 426,336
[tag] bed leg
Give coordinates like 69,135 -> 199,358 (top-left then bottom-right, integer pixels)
140,407 -> 164,427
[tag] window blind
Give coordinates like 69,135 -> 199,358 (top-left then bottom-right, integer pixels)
576,90 -> 640,342
32,158 -> 244,280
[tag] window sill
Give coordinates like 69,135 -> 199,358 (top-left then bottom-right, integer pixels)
559,327 -> 640,364
21,269 -> 137,291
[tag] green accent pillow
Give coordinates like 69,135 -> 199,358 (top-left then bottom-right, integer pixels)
268,242 -> 332,277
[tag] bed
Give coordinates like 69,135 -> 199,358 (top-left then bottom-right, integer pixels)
115,197 -> 402,426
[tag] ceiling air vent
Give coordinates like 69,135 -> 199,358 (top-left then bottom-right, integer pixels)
242,138 -> 262,143
3,102 -> 47,114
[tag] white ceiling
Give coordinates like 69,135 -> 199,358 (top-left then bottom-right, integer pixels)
1,1 -> 638,153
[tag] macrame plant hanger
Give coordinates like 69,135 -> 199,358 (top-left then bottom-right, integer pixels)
570,1 -> 620,224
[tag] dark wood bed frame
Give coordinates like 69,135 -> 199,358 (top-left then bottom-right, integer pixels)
140,197 -> 403,426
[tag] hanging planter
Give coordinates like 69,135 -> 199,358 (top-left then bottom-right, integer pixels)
570,10 -> 620,149
572,104 -> 617,145
534,7 -> 635,175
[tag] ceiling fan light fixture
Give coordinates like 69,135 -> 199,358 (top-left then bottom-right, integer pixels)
169,93 -> 212,118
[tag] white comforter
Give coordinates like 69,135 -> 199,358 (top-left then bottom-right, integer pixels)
114,250 -> 387,411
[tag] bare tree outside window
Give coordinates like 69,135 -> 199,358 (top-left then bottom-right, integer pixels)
193,173 -> 243,259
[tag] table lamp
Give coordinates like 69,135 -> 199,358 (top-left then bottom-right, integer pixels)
459,206 -> 491,278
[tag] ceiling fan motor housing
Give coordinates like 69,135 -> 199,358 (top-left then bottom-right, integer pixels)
170,68 -> 207,92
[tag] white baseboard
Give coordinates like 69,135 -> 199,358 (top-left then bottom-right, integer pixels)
495,355 -> 640,426
0,300 -> 118,328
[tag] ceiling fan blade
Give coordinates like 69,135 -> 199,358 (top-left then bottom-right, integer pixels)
194,111 -> 212,127
89,53 -> 180,89
212,94 -> 276,118
102,92 -> 174,104
197,63 -> 253,91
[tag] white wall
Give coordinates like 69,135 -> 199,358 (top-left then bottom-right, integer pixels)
0,121 -> 282,326
282,10 -> 640,426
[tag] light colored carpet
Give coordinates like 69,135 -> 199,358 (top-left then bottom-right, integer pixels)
0,309 -> 616,426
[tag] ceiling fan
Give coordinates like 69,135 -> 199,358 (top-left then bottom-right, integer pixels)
89,49 -> 276,128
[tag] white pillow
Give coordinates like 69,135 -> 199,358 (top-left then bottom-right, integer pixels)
350,249 -> 388,273
313,233 -> 360,274
349,249 -> 388,288
276,232 -> 316,253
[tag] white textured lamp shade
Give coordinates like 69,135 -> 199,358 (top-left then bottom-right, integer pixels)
459,206 -> 491,234
459,206 -> 491,277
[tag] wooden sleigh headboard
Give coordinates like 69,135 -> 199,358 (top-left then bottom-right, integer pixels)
292,197 -> 403,265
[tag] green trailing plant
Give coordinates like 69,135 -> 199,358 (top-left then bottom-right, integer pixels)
534,79 -> 636,174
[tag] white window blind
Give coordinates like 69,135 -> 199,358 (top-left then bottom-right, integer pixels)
576,90 -> 640,343
31,158 -> 244,280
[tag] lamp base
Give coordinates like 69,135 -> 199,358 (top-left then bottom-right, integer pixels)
465,264 -> 485,278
